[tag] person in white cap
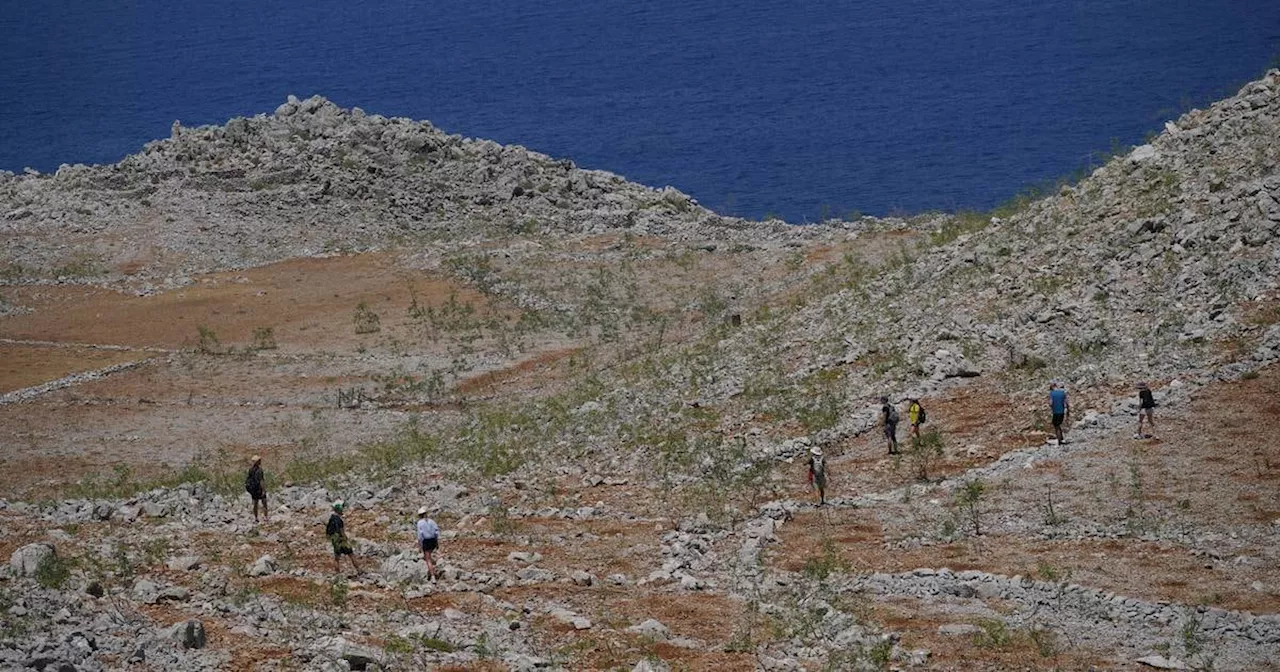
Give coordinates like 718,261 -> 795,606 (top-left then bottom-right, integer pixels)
326,500 -> 359,574
807,446 -> 829,506
244,455 -> 268,523
415,507 -> 441,581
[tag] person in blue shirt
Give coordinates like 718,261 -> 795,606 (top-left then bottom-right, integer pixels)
415,507 -> 441,581
1048,382 -> 1070,444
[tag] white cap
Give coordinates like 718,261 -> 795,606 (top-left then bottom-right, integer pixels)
810,446 -> 823,456
417,506 -> 428,516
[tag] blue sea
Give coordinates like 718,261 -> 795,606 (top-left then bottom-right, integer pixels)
2,1 -> 1277,221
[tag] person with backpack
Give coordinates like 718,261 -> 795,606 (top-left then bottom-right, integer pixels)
1048,382 -> 1070,445
415,506 -> 441,581
806,446 -> 829,506
326,500 -> 360,574
908,398 -> 926,442
1135,382 -> 1157,439
881,396 -> 900,455
245,455 -> 268,523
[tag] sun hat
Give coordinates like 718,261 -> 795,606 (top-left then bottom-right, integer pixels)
417,506 -> 428,516
1137,381 -> 1149,390
810,446 -> 823,456
332,500 -> 344,511
251,455 -> 261,463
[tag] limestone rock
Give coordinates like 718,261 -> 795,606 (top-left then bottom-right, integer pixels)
9,543 -> 55,577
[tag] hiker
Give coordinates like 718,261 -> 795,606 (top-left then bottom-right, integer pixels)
907,398 -> 926,442
1049,382 -> 1070,445
245,455 -> 268,523
881,396 -> 900,455
415,506 -> 440,581
1135,382 -> 1157,439
807,446 -> 828,506
326,500 -> 360,574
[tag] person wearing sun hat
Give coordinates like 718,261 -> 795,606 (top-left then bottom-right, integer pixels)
806,446 -> 829,506
326,500 -> 360,574
244,455 -> 268,523
415,506 -> 441,581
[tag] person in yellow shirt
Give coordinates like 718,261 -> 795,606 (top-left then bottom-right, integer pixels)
907,398 -> 924,442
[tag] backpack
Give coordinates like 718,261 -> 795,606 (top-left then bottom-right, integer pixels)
888,406 -> 900,424
917,404 -> 927,425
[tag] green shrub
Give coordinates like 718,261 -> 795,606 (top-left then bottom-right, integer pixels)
35,553 -> 71,589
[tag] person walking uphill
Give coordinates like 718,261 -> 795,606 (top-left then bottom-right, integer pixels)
807,446 -> 829,506
882,396 -> 900,455
1049,382 -> 1070,445
415,507 -> 440,581
245,455 -> 268,523
1135,382 -> 1158,439
326,501 -> 360,574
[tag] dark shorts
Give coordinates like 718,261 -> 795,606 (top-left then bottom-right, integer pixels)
330,535 -> 353,556
1052,413 -> 1065,428
884,422 -> 897,439
420,537 -> 438,553
250,490 -> 267,502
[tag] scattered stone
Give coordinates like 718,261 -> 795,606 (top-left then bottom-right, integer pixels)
1135,654 -> 1188,670
167,556 -> 202,572
626,619 -> 671,641
938,623 -> 981,637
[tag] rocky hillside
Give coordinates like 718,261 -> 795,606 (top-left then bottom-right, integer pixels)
1,74 -> 1278,671
0,95 -> 842,287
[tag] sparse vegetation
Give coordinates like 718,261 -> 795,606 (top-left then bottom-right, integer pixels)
955,479 -> 986,536
353,301 -> 382,334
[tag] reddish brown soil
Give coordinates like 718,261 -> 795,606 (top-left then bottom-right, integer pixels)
0,343 -> 147,394
0,253 -> 489,352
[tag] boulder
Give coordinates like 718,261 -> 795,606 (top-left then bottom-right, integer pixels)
166,556 -> 202,572
516,567 -> 555,582
9,542 -> 56,577
92,503 -> 114,521
633,659 -> 671,672
507,551 -> 542,564
167,620 -> 207,649
380,553 -> 428,583
132,579 -> 161,604
625,619 -> 671,641
570,570 -> 595,587
247,555 -> 277,577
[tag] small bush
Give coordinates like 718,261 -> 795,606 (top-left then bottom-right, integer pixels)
801,537 -> 850,580
196,325 -> 222,354
973,618 -> 1012,649
35,553 -> 71,589
329,576 -> 349,607
420,637 -> 456,653
907,428 -> 946,481
353,302 -> 381,334
955,479 -> 986,536
251,326 -> 277,350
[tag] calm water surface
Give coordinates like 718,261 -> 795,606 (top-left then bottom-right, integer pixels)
2,1 -> 1277,220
